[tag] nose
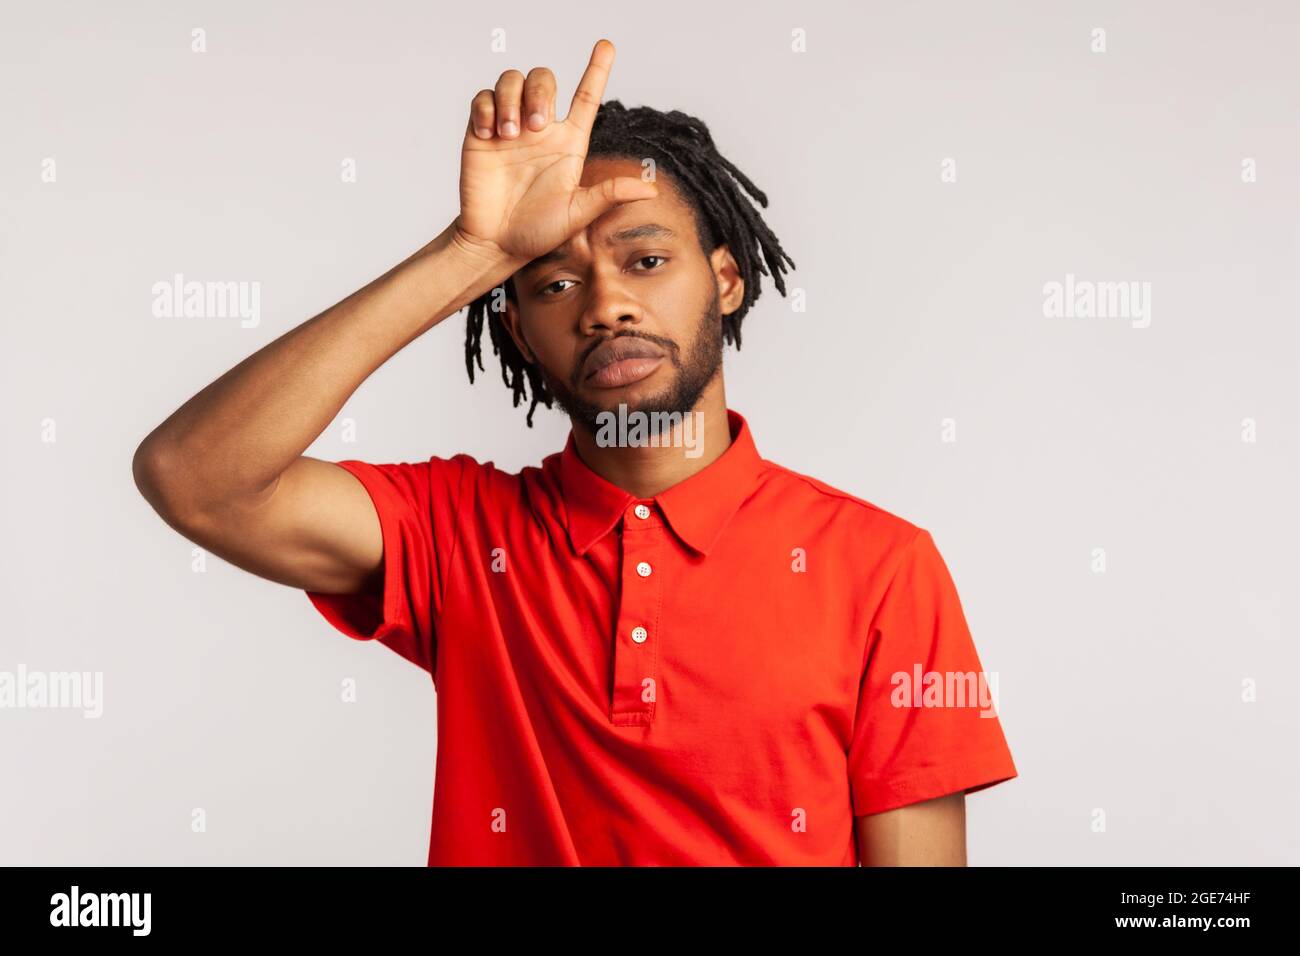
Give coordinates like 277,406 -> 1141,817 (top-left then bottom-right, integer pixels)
578,264 -> 643,337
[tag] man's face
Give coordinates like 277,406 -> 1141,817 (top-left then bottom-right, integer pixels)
502,157 -> 744,436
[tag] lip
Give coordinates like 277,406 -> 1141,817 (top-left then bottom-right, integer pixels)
586,355 -> 664,388
583,338 -> 666,386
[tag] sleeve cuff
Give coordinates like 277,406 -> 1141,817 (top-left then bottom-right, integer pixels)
852,755 -> 1019,817
304,461 -> 413,645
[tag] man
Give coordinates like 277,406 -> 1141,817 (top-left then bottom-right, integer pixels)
133,38 -> 1017,866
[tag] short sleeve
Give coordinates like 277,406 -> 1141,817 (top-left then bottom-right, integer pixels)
848,528 -> 1018,816
304,455 -> 470,680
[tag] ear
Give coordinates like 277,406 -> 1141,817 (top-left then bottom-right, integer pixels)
501,297 -> 536,364
709,243 -> 745,317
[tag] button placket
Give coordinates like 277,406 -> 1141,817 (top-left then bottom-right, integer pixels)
611,501 -> 662,725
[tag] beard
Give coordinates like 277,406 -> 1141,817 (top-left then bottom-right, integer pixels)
539,281 -> 724,440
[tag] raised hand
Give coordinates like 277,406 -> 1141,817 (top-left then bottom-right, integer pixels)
452,39 -> 658,264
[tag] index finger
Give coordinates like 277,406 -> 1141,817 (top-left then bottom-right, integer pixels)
564,38 -> 615,133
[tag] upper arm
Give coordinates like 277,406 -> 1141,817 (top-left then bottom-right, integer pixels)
846,528 -> 1018,816
855,791 -> 967,866
146,455 -> 388,596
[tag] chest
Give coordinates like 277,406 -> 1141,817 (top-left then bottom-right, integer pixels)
446,512 -> 866,736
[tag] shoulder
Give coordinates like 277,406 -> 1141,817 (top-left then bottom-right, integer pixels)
753,457 -> 928,562
333,452 -> 528,510
412,450 -> 561,513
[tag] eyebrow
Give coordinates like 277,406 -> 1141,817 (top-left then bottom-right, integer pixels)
521,224 -> 677,273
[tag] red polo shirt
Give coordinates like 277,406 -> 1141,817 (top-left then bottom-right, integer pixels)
305,408 -> 1017,865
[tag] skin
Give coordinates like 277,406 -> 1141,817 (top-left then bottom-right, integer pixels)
131,37 -> 968,866
856,792 -> 967,866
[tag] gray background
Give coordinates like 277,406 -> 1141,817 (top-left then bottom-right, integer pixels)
2,0 -> 1296,865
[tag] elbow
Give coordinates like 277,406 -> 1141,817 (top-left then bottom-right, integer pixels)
132,436 -> 194,527
132,436 -> 163,503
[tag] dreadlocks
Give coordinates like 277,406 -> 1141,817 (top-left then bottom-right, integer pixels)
463,99 -> 796,426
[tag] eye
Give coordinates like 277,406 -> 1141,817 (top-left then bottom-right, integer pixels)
537,256 -> 668,297
539,278 -> 576,297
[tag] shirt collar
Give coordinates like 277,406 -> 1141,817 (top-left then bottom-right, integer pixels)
558,408 -> 764,557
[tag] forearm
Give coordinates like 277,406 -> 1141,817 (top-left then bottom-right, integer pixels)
133,219 -> 519,519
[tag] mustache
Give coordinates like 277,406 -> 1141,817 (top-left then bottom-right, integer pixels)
572,332 -> 677,387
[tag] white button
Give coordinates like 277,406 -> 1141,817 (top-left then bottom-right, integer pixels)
631,626 -> 648,643
634,504 -> 651,519
636,561 -> 652,577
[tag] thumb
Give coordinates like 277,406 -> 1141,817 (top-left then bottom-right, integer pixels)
568,176 -> 659,230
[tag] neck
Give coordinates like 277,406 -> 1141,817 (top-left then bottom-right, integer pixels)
569,377 -> 732,499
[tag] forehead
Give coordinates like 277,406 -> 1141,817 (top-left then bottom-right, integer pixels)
518,159 -> 698,273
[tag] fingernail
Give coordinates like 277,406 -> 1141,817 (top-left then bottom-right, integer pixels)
502,120 -> 518,136
528,112 -> 545,130
475,126 -> 492,138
